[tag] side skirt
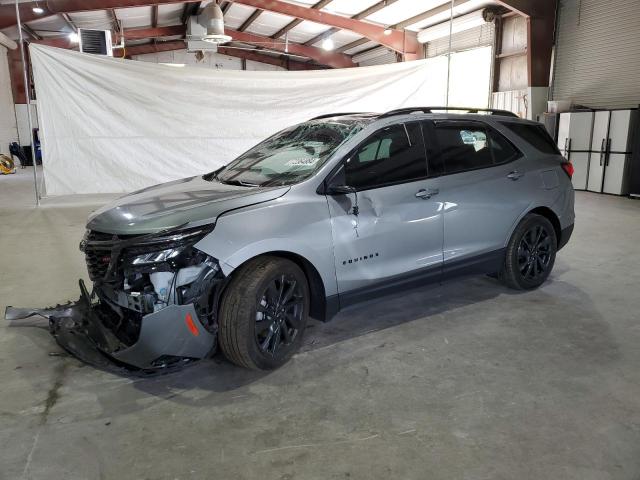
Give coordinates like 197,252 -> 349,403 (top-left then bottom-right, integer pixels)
323,248 -> 506,321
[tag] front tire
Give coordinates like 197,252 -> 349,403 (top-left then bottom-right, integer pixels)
501,214 -> 557,290
218,256 -> 309,370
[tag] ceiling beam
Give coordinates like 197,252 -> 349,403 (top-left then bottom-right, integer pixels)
392,0 -> 469,30
122,39 -> 185,55
21,24 -> 42,41
221,1 -> 232,14
151,5 -> 158,28
115,24 -> 353,68
303,0 -> 401,47
492,0 -> 543,17
217,46 -> 321,70
227,28 -> 355,68
272,0 -> 333,39
60,13 -> 77,33
122,24 -> 185,40
110,8 -> 121,33
229,0 -> 418,56
238,8 -> 263,32
27,23 -> 352,68
0,0 -> 418,57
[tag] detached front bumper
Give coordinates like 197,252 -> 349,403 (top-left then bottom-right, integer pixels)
5,281 -> 216,374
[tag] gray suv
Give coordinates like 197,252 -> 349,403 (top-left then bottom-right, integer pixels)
9,107 -> 575,373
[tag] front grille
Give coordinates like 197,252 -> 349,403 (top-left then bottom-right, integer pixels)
84,231 -> 116,281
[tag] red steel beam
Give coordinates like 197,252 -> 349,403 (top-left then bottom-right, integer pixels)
227,29 -> 355,68
108,40 -> 322,71
217,47 -> 321,70
229,0 -> 419,58
121,24 -> 185,40
134,27 -> 353,68
0,0 -> 419,57
27,24 -> 352,67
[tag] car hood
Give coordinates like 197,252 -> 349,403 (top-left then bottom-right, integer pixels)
87,175 -> 290,234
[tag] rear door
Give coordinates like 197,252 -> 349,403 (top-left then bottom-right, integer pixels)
422,120 -> 532,275
325,122 -> 443,297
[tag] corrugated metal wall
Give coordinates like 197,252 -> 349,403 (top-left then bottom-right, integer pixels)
425,23 -> 495,58
357,22 -> 494,67
552,0 -> 640,108
357,49 -> 398,67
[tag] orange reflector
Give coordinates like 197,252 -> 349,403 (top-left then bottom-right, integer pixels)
185,313 -> 200,337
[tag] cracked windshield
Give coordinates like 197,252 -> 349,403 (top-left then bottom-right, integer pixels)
215,118 -> 369,187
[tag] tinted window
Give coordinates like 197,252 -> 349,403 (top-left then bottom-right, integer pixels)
501,122 -> 560,154
345,123 -> 427,190
429,123 -> 520,175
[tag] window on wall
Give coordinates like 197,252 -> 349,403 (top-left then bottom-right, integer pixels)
345,123 -> 427,190
428,122 -> 520,175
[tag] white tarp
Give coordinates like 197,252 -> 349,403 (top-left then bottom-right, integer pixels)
30,45 -> 466,195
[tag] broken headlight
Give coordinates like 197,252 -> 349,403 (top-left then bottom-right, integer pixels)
131,247 -> 183,265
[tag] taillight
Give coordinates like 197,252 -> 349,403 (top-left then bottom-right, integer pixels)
561,162 -> 574,179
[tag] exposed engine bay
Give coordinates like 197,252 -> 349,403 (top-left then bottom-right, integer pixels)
5,225 -> 224,374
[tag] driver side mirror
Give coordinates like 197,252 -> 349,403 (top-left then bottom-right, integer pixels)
326,184 -> 356,196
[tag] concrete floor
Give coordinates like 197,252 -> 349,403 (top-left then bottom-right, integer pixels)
1,167 -> 640,480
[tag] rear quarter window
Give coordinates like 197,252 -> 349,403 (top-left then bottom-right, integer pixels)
501,122 -> 560,155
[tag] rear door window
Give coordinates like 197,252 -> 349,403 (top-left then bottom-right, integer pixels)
501,122 -> 560,154
426,121 -> 521,176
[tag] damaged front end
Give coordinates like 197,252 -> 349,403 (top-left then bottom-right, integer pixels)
6,225 -> 225,374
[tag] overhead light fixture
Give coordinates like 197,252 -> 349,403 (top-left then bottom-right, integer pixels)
383,28 -> 393,36
200,2 -> 232,44
32,6 -> 44,14
321,38 -> 334,51
68,32 -> 79,42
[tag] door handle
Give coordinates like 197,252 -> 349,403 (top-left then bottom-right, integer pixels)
415,188 -> 439,199
600,138 -> 606,166
507,170 -> 524,181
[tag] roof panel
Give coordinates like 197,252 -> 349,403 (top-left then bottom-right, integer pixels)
157,4 -> 185,27
68,11 -> 113,31
115,6 -> 153,29
321,0 -> 381,17
324,29 -> 362,48
223,3 -> 257,30
25,15 -> 69,34
285,20 -> 331,43
406,1 -> 496,31
244,10 -> 294,37
365,0 -> 446,26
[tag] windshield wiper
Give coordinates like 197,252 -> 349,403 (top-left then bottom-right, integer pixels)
218,178 -> 260,187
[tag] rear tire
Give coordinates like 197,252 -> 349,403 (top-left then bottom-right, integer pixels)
501,214 -> 557,290
218,256 -> 309,370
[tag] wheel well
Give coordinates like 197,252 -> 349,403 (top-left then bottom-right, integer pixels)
529,206 -> 561,244
232,251 -> 328,322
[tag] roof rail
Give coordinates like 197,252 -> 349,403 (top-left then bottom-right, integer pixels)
379,107 -> 519,119
309,112 -> 369,121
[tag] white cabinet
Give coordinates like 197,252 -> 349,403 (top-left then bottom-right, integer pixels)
557,111 -> 593,190
558,109 -> 637,195
587,110 -> 637,195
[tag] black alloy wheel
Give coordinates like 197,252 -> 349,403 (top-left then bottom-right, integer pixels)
218,256 -> 309,370
501,213 -> 557,290
255,274 -> 304,355
517,224 -> 553,281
